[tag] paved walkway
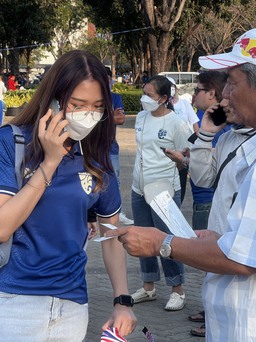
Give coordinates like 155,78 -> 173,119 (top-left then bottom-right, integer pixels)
86,116 -> 206,341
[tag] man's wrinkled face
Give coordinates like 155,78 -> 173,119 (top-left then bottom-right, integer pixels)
220,98 -> 240,125
222,66 -> 256,128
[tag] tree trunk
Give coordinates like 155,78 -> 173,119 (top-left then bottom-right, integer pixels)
8,49 -> 19,75
111,53 -> 116,79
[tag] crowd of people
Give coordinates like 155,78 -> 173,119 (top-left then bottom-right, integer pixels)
1,27 -> 256,341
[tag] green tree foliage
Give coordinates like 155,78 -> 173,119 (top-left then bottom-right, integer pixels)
0,0 -> 58,74
85,0 -> 144,81
52,0 -> 91,57
84,0 -> 254,76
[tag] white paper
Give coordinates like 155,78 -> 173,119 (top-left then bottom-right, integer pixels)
93,223 -> 118,242
150,190 -> 196,238
100,223 -> 118,230
93,236 -> 116,242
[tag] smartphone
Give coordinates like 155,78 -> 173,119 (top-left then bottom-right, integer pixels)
209,105 -> 227,126
47,99 -> 66,133
50,99 -> 60,116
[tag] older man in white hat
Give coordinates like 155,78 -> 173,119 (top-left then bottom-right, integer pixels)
106,28 -> 256,342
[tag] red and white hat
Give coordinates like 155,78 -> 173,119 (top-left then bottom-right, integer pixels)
199,28 -> 256,70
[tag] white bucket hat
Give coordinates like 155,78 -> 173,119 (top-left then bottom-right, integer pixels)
199,28 -> 256,70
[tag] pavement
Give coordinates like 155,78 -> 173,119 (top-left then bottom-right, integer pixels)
86,115 -> 206,341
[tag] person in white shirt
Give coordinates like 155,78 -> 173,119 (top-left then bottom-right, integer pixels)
131,75 -> 191,311
168,77 -> 199,134
0,75 -> 7,101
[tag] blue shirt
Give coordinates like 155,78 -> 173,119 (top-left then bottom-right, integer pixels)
110,92 -> 124,156
0,125 -> 121,304
0,100 -> 3,125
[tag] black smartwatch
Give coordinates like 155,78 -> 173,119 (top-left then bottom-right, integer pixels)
113,295 -> 134,307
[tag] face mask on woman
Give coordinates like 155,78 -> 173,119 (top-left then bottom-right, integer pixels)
140,95 -> 162,112
66,110 -> 103,141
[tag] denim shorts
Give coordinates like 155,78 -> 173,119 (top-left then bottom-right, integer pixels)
0,292 -> 88,341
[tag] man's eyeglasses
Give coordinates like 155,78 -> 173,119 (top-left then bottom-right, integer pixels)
194,87 -> 208,96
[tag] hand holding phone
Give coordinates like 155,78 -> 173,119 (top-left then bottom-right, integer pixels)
50,99 -> 60,116
47,99 -> 67,134
209,105 -> 227,126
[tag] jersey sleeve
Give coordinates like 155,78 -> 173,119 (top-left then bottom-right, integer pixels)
111,92 -> 124,111
93,171 -> 121,217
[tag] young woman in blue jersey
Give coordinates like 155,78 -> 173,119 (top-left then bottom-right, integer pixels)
0,50 -> 136,341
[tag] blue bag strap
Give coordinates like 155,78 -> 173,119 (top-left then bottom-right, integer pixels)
0,124 -> 25,268
9,124 -> 25,189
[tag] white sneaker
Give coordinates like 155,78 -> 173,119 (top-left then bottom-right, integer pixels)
119,212 -> 134,225
165,292 -> 186,311
131,287 -> 157,303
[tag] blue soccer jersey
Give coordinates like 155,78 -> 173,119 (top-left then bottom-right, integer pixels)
0,125 -> 121,304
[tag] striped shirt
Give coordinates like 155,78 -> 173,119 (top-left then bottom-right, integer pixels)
202,134 -> 256,341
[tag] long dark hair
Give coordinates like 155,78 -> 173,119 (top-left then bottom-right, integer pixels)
10,50 -> 115,191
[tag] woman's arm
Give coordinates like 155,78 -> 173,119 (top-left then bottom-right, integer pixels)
98,214 -> 137,336
0,111 -> 69,242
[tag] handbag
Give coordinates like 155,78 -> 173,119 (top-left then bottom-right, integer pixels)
143,178 -> 174,205
0,124 -> 25,268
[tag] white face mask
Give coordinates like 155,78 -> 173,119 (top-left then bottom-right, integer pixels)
66,110 -> 103,141
140,95 -> 162,112
171,86 -> 176,97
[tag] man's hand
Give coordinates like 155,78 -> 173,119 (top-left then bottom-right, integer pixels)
195,229 -> 221,240
164,147 -> 190,170
200,104 -> 227,133
105,226 -> 167,257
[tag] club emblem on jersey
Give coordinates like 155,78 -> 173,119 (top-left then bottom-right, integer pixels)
158,128 -> 167,139
78,172 -> 93,194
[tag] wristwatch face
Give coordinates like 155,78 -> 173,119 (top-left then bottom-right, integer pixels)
160,243 -> 172,258
120,295 -> 133,306
114,295 -> 134,307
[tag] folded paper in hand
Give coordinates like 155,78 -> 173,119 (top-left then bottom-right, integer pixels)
93,223 -> 117,242
150,190 -> 196,238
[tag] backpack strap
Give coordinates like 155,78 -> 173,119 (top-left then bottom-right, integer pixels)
0,124 -> 25,268
9,124 -> 25,189
213,131 -> 256,190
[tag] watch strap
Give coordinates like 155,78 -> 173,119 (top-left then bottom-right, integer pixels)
163,234 -> 174,247
161,234 -> 174,258
113,294 -> 134,307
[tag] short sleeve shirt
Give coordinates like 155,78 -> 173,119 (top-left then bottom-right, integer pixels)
0,125 -> 121,304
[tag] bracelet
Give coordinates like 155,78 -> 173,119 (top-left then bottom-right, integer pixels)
38,165 -> 52,187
